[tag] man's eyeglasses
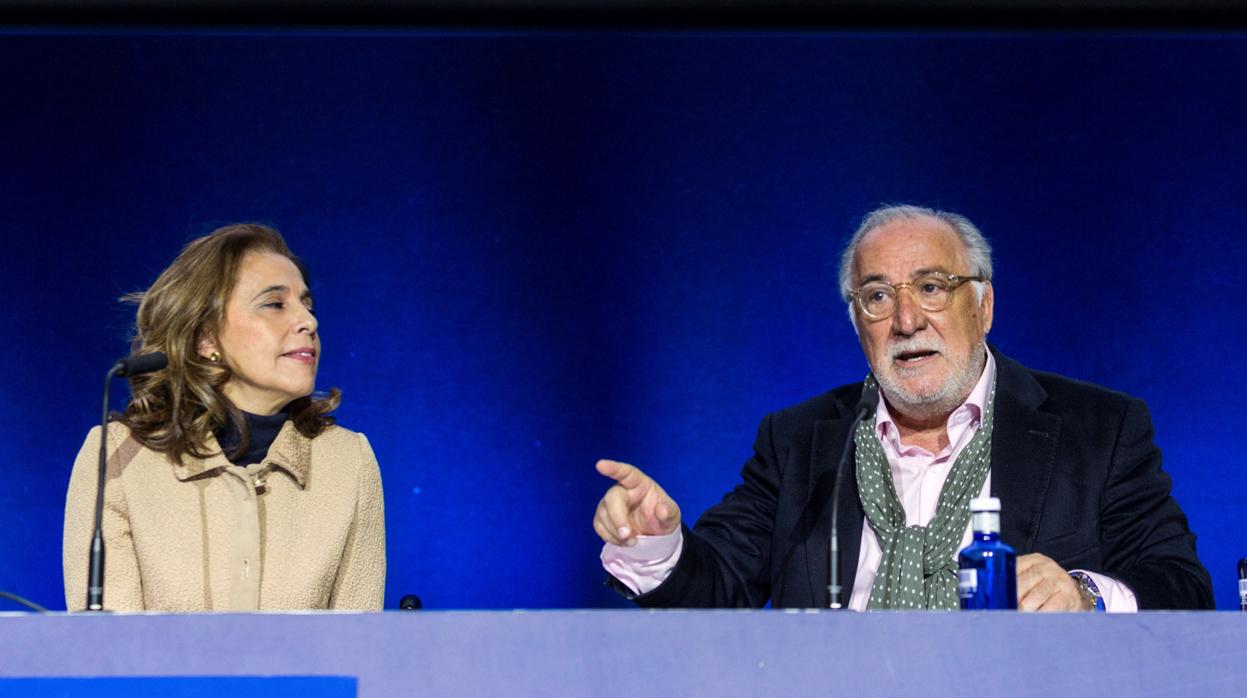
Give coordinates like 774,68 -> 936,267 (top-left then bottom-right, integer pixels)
849,272 -> 985,321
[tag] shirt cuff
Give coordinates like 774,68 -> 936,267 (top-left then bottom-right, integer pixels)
600,529 -> 684,596
1072,569 -> 1138,613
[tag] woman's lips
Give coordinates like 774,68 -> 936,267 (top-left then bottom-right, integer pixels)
281,348 -> 316,365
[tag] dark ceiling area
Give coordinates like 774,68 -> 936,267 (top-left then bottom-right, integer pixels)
3,1 -> 1247,30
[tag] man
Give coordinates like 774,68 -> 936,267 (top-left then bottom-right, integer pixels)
592,204 -> 1212,611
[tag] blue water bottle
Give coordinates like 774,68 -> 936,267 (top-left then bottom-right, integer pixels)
958,497 -> 1017,610
1238,557 -> 1247,611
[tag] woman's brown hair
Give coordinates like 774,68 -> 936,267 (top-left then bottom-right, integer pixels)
121,223 -> 340,464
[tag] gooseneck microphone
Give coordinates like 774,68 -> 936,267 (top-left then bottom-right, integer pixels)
87,351 -> 167,612
113,352 -> 170,377
827,383 -> 880,609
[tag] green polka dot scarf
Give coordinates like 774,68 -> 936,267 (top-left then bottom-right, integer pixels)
854,373 -> 997,610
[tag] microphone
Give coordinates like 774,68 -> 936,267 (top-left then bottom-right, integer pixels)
112,352 -> 168,377
827,382 -> 880,609
87,351 -> 168,611
1239,557 -> 1247,612
399,594 -> 423,610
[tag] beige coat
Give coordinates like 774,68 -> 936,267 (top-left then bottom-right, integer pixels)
63,420 -> 385,611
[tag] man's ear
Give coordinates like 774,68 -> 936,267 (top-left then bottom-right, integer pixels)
979,281 -> 994,335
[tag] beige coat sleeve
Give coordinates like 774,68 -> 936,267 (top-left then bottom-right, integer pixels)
63,424 -> 145,612
329,432 -> 387,610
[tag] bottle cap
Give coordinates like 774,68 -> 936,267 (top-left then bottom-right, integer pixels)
969,496 -> 1001,512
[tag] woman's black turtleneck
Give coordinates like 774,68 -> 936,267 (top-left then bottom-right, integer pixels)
215,408 -> 290,467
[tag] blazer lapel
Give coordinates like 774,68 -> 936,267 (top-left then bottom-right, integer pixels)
802,406 -> 865,608
834,442 -> 865,604
988,350 -> 1062,554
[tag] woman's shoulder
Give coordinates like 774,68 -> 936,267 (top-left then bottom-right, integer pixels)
73,420 -> 160,478
309,423 -> 375,458
312,422 -> 357,441
78,420 -> 137,449
105,420 -> 137,439
304,424 -> 380,487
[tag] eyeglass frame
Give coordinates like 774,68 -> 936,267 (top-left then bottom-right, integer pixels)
848,271 -> 987,321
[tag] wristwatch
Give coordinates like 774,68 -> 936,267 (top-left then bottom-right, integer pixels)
1070,571 -> 1106,612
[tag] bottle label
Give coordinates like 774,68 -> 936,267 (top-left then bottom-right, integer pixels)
958,568 -> 977,598
971,511 -> 1001,534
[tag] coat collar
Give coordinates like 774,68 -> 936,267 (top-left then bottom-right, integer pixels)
171,420 -> 312,488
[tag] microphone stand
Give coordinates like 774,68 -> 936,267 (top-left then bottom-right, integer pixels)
86,363 -> 123,611
86,352 -> 167,612
827,385 -> 879,609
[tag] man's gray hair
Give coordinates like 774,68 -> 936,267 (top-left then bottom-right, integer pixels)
837,204 -> 994,305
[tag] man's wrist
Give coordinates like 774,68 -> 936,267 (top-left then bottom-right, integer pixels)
1070,571 -> 1105,612
600,528 -> 684,598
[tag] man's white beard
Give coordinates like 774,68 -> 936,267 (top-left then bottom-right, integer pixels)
875,342 -> 987,423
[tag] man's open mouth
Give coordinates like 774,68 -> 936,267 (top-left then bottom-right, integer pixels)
894,349 -> 938,363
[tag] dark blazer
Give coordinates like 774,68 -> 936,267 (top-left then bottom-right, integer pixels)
631,348 -> 1214,610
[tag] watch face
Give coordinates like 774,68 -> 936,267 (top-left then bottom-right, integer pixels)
1072,572 -> 1103,611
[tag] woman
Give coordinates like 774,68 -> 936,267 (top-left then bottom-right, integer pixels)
63,224 -> 385,611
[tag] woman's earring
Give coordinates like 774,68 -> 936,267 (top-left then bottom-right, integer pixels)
209,352 -> 221,363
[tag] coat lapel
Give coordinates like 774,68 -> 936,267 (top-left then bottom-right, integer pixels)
802,401 -> 865,608
988,350 -> 1061,554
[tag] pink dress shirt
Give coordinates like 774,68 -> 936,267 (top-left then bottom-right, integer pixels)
603,349 -> 1138,612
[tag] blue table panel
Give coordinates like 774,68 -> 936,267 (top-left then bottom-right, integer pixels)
0,676 -> 355,698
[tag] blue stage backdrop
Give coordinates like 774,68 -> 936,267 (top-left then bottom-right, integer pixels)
1,31 -> 1244,610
